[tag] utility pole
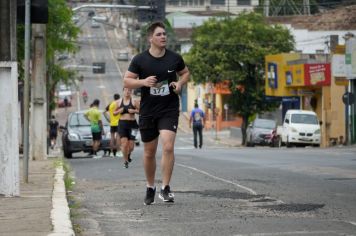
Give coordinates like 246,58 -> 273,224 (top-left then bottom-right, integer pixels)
30,24 -> 47,160
303,0 -> 310,15
0,0 -> 20,196
264,0 -> 270,17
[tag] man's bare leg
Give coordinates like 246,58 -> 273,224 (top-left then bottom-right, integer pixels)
143,138 -> 158,187
159,130 -> 176,187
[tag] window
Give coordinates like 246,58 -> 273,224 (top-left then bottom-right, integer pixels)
237,0 -> 251,6
212,0 -> 225,5
291,114 -> 318,125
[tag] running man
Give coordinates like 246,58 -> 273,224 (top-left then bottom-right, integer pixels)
49,115 -> 59,149
116,88 -> 139,168
105,94 -> 123,158
123,21 -> 190,205
85,99 -> 104,158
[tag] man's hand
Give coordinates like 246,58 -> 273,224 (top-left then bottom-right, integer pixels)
169,81 -> 181,94
143,76 -> 157,87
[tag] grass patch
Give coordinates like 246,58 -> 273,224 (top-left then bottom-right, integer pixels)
54,158 -> 83,235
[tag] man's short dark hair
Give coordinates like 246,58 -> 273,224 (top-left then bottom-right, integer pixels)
92,99 -> 100,106
147,21 -> 165,36
194,103 -> 199,108
114,94 -> 120,100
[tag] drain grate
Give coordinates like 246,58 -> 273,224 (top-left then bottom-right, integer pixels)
260,203 -> 325,212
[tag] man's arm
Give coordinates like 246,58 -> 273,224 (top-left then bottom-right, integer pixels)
98,120 -> 104,134
170,66 -> 190,93
123,71 -> 158,89
189,111 -> 193,128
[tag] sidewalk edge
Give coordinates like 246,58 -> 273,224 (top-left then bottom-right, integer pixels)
48,166 -> 75,236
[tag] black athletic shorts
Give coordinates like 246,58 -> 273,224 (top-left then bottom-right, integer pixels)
118,120 -> 139,140
110,126 -> 118,133
49,130 -> 57,139
92,132 -> 102,141
139,112 -> 179,143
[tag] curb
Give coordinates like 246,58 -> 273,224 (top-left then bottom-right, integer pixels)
48,166 -> 75,236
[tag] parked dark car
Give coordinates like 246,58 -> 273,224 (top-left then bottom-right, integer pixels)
246,118 -> 277,146
61,110 -> 111,158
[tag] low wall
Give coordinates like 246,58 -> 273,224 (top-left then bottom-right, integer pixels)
230,127 -> 242,139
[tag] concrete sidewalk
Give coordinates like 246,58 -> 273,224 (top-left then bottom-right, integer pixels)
0,149 -> 74,236
178,111 -> 242,147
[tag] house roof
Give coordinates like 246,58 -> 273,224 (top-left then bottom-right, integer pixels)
174,28 -> 193,41
267,5 -> 356,30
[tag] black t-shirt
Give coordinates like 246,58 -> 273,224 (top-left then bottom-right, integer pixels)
49,119 -> 59,132
128,49 -> 186,119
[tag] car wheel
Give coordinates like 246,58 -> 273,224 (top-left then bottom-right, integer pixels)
249,135 -> 255,147
286,136 -> 292,148
63,147 -> 72,159
246,136 -> 251,147
277,136 -> 282,148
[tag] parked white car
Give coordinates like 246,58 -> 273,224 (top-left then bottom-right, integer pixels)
92,15 -> 108,22
277,109 -> 321,147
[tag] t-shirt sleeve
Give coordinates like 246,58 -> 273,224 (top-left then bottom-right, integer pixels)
128,55 -> 140,74
176,54 -> 186,72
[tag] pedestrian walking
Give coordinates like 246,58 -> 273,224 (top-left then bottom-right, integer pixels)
189,103 -> 205,148
82,89 -> 88,104
84,99 -> 104,158
116,88 -> 139,168
105,94 -> 123,158
49,115 -> 59,149
63,96 -> 69,107
123,21 -> 190,205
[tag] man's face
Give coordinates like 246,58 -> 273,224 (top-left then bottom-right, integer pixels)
150,26 -> 167,48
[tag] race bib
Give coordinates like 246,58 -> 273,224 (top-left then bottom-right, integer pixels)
150,80 -> 170,96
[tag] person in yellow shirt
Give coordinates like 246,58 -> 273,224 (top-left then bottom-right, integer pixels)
105,94 -> 123,158
84,99 -> 103,158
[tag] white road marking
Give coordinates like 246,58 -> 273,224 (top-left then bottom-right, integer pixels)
234,231 -> 345,236
176,163 -> 257,195
346,221 -> 356,226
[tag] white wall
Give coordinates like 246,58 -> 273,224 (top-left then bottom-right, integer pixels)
286,24 -> 356,53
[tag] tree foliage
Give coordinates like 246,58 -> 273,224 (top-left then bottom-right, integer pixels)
17,0 -> 80,111
185,12 -> 294,145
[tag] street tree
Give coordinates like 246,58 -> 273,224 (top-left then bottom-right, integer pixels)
17,0 -> 80,111
185,12 -> 294,145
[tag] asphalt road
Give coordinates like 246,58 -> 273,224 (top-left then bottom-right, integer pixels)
59,11 -> 356,236
67,135 -> 356,236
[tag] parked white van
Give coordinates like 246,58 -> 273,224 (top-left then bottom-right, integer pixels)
277,109 -> 321,147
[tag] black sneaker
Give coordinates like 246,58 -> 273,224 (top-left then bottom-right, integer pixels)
159,185 -> 174,203
128,153 -> 132,163
123,161 -> 129,169
144,187 -> 156,205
